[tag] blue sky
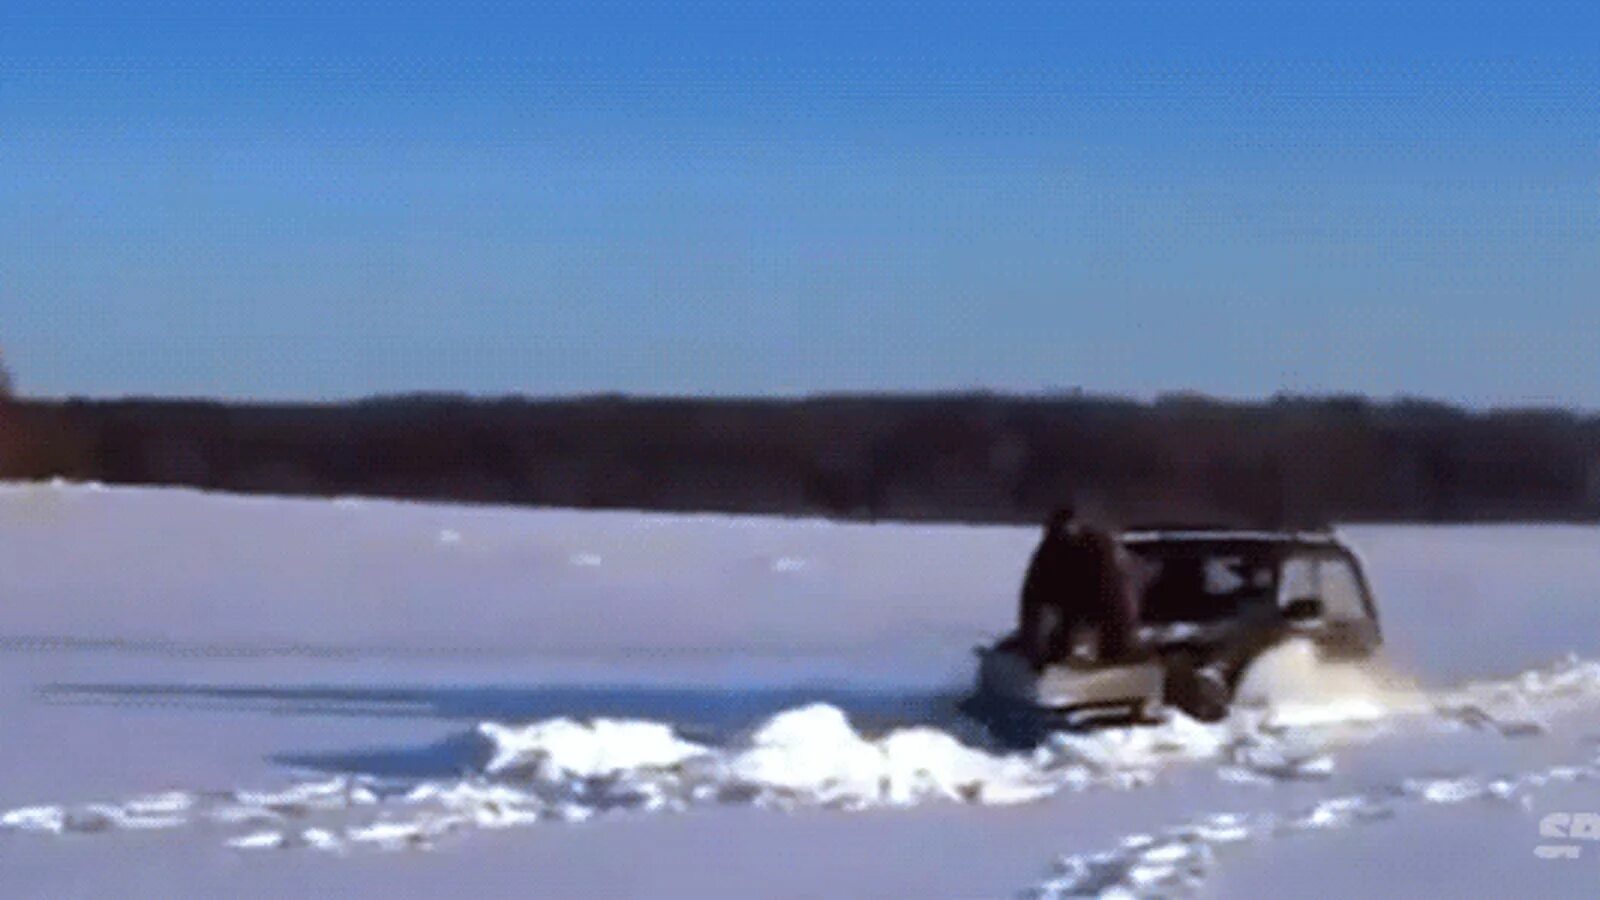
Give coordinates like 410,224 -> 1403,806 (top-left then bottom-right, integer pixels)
3,1 -> 1598,404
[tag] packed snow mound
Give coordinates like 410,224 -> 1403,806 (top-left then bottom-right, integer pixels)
719,703 -> 1058,806
475,703 -> 1068,810
478,718 -> 710,779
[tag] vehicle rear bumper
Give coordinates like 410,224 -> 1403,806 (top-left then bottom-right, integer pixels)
974,648 -> 1164,716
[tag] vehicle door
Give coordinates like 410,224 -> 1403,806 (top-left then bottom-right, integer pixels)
1277,550 -> 1381,658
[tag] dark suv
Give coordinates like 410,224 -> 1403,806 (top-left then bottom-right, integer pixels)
969,527 -> 1384,736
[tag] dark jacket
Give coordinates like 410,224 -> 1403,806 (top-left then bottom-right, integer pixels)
1017,524 -> 1137,665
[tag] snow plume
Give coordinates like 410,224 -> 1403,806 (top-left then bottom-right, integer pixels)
1230,641 -> 1600,739
1231,638 -> 1420,726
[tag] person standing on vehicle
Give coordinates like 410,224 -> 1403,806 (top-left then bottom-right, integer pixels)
1016,506 -> 1140,667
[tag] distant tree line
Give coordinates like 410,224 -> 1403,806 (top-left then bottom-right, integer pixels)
1,392 -> 1597,526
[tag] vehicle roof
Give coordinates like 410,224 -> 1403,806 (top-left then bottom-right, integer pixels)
1120,528 -> 1347,552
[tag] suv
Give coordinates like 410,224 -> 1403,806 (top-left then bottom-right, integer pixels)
970,527 -> 1383,736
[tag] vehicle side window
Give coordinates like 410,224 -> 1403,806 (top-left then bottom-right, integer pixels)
1279,557 -> 1317,606
1316,557 -> 1370,622
1278,554 -> 1369,622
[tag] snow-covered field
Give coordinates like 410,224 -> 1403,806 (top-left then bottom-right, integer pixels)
2,482 -> 1599,898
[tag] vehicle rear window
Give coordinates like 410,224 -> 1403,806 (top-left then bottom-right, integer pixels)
1127,545 -> 1279,623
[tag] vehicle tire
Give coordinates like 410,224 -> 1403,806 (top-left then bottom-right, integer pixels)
1163,652 -> 1233,723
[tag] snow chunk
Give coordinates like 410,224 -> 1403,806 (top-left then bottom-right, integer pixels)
1042,710 -> 1229,775
478,719 -> 710,779
1,805 -> 65,834
727,704 -> 1055,807
226,830 -> 289,850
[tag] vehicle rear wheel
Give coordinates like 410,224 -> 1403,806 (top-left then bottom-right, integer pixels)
1163,652 -> 1233,722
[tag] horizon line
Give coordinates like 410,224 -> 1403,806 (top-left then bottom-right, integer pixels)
11,388 -> 1598,418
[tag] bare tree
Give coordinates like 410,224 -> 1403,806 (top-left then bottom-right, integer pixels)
0,348 -> 12,397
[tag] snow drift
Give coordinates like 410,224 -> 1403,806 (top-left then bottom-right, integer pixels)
9,641 -> 1594,860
